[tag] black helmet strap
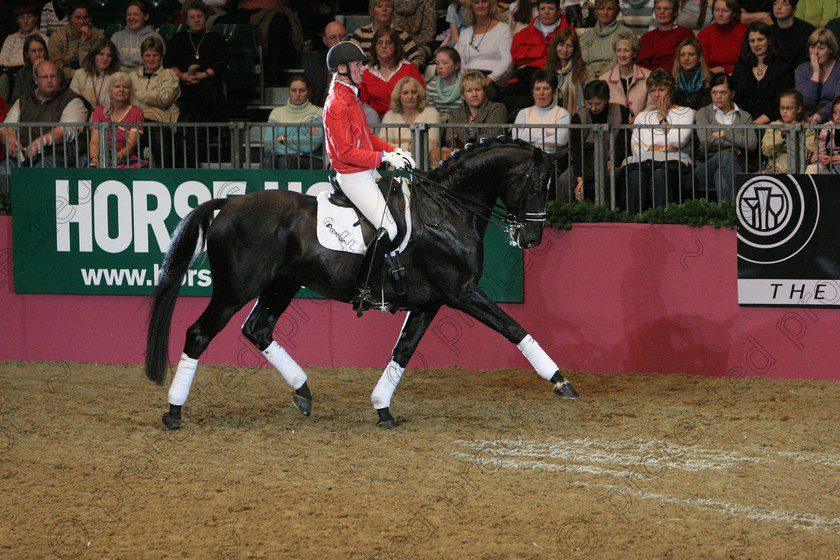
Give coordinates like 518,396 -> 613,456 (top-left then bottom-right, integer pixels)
337,62 -> 361,87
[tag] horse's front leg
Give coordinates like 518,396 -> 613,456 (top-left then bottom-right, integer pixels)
451,287 -> 578,399
372,305 -> 441,428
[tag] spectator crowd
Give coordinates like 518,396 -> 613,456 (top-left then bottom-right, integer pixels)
2,0 -> 840,212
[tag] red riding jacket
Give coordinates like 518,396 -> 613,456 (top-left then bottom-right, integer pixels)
323,80 -> 394,173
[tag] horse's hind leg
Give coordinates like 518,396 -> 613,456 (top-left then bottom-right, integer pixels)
371,305 -> 440,428
452,286 -> 579,399
165,295 -> 252,429
241,277 -> 312,416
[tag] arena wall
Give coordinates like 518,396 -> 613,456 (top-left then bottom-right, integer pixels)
1,215 -> 836,380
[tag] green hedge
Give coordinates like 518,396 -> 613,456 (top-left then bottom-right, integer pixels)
546,199 -> 737,230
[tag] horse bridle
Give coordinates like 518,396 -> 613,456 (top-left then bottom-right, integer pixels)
410,157 -> 548,234
506,160 -> 548,234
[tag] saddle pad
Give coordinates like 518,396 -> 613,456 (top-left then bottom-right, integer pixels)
316,179 -> 412,255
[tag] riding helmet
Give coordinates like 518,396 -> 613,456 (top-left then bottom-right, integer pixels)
326,41 -> 370,72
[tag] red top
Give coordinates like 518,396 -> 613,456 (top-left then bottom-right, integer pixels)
637,26 -> 695,72
324,80 -> 394,174
698,21 -> 747,74
0,98 -> 7,163
360,61 -> 424,117
511,16 -> 572,69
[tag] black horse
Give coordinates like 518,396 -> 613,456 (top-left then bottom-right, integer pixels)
146,137 -> 579,429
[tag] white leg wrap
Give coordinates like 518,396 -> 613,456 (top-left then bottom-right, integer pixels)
168,353 -> 199,406
517,335 -> 558,381
371,360 -> 404,409
262,341 -> 307,390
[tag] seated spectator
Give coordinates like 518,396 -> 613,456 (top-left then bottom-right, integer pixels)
455,0 -> 513,101
360,26 -> 424,118
511,70 -> 570,167
677,0 -> 714,32
732,22 -> 794,124
620,69 -> 694,214
694,72 -> 757,201
351,0 -> 426,69
69,37 -> 121,111
129,36 -> 180,167
672,37 -> 712,109
761,89 -> 816,172
262,74 -> 323,170
507,0 -> 571,97
0,3 -> 46,102
130,37 -> 180,123
393,0 -> 436,62
48,1 -> 104,82
770,0 -> 815,68
0,60 -> 88,168
112,1 -> 164,73
10,35 -> 54,107
697,0 -> 747,74
796,28 -> 840,124
305,21 -> 349,106
163,0 -> 229,122
87,72 -> 145,167
570,79 -> 630,202
426,47 -> 464,121
638,0 -> 694,72
508,0 -> 539,35
445,0 -> 470,45
815,95 -> 840,174
579,0 -> 632,80
546,28 -> 588,114
444,69 -> 507,153
600,31 -> 651,118
797,0 -> 840,30
40,1 -> 68,37
381,76 -> 441,164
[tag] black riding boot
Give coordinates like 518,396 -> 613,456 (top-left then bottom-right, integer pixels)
353,227 -> 391,315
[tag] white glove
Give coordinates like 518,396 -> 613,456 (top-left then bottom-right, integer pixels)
393,148 -> 416,169
382,150 -> 412,170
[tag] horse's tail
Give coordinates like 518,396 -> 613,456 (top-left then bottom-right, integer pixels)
145,198 -> 230,385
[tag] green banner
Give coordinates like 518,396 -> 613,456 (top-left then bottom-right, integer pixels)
11,169 -> 523,300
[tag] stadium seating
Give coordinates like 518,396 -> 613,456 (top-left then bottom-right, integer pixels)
157,23 -> 188,45
212,24 -> 264,104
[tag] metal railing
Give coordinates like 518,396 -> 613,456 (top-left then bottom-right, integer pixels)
1,121 -> 832,212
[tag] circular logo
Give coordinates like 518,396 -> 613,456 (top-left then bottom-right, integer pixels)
556,518 -> 597,558
736,175 -> 819,264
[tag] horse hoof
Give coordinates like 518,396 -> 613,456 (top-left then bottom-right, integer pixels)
553,380 -> 579,400
162,412 -> 181,430
375,407 -> 396,428
293,394 -> 312,416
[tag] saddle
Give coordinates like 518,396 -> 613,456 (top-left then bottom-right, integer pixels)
328,173 -> 409,249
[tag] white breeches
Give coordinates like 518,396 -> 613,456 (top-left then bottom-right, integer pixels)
336,169 -> 398,241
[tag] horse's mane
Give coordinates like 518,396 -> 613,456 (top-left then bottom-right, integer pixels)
426,136 -> 535,183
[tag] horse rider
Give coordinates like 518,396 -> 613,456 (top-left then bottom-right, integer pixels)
323,41 -> 416,312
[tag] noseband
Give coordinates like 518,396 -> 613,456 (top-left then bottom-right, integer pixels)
503,160 -> 548,235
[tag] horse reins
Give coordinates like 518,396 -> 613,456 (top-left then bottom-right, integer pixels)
408,160 -> 544,235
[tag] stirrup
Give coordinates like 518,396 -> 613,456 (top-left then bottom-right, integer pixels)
352,288 -> 389,317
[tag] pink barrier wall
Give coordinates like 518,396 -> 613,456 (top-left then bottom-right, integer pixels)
1,215 -> 836,380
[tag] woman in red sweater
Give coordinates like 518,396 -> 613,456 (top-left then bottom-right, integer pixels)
360,26 -> 424,117
697,0 -> 746,74
637,0 -> 694,71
